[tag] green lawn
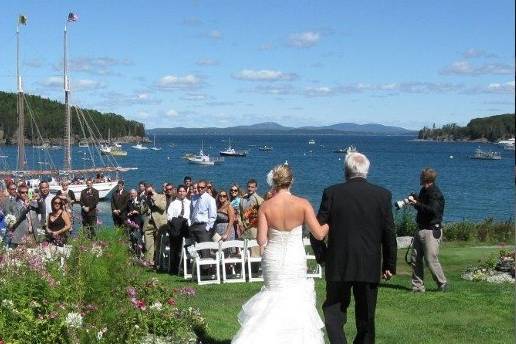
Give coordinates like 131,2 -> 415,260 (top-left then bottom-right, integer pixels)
148,244 -> 514,344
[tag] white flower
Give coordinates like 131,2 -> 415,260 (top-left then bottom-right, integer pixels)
90,245 -> 103,258
2,299 -> 14,308
97,327 -> 107,340
65,312 -> 83,329
150,302 -> 163,311
5,214 -> 16,227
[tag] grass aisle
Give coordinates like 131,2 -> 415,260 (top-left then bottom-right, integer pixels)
148,244 -> 514,344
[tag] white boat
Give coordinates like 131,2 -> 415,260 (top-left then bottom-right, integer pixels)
132,143 -> 149,150
308,139 -> 316,145
100,145 -> 127,156
258,145 -> 273,151
49,179 -> 119,200
471,148 -> 501,160
78,139 -> 89,148
219,138 -> 247,157
150,135 -> 162,151
187,141 -> 224,165
498,138 -> 515,150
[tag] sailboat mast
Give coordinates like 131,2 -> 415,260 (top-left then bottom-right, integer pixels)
63,25 -> 72,171
16,22 -> 25,170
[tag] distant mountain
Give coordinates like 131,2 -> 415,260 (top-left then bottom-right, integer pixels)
147,122 -> 416,136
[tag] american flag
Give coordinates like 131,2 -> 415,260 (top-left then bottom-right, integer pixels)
67,12 -> 78,22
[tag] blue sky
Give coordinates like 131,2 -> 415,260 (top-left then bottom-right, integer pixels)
0,1 -> 514,129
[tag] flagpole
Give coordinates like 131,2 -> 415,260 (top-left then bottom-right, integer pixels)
63,23 -> 72,171
16,18 -> 26,170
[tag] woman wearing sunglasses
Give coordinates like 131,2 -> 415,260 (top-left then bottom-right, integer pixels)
46,196 -> 72,246
213,191 -> 236,241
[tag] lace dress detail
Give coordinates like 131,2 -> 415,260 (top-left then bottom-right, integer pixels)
232,226 -> 324,344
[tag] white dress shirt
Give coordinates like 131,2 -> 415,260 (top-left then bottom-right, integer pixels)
190,193 -> 217,231
167,198 -> 191,226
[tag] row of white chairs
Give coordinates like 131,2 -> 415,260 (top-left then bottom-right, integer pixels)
180,238 -> 322,285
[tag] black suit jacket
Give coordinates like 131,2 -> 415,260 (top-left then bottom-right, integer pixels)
111,189 -> 130,215
80,187 -> 99,217
313,178 -> 397,283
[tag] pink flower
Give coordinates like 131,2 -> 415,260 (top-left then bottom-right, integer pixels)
130,297 -> 146,311
167,298 -> 176,306
126,286 -> 137,298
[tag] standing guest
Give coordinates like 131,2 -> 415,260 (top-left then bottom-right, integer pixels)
126,189 -> 144,257
229,184 -> 242,238
56,180 -> 76,214
206,182 -> 217,198
164,183 -> 177,209
137,181 -> 147,200
7,184 -> 39,248
214,191 -> 236,241
239,179 -> 264,256
189,180 -> 217,254
111,180 -> 129,227
312,152 -> 397,344
141,184 -> 168,267
184,176 -> 192,196
167,185 -> 191,274
46,196 -> 72,246
408,168 -> 447,292
37,181 -> 53,221
3,182 -> 18,216
190,183 -> 199,198
80,179 -> 99,238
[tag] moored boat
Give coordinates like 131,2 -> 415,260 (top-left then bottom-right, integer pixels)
471,148 -> 501,160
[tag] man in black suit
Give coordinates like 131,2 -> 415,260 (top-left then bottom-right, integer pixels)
111,180 -> 129,227
80,179 -> 99,238
312,152 -> 397,344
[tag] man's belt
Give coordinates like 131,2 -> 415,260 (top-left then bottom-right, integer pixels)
191,222 -> 206,226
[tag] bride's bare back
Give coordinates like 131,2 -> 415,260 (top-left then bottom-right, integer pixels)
257,190 -> 328,245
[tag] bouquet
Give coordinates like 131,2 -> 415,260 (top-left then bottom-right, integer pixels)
243,204 -> 259,227
4,214 -> 17,228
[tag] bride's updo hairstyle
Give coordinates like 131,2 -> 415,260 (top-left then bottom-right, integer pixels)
269,163 -> 293,190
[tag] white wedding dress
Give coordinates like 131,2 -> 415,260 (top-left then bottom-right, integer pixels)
232,225 -> 324,344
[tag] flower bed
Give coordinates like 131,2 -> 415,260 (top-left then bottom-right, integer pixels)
462,249 -> 515,284
0,230 -> 206,343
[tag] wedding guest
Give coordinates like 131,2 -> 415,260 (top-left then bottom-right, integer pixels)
189,180 -> 217,256
229,184 -> 242,238
239,179 -> 264,256
56,180 -> 76,214
3,182 -> 18,216
46,196 -> 72,246
141,184 -> 168,267
167,185 -> 191,274
164,183 -> 177,208
206,182 -> 217,198
111,180 -> 129,227
214,191 -> 236,241
126,189 -> 144,257
190,183 -> 199,198
7,184 -> 39,248
80,179 -> 99,238
183,176 -> 192,195
137,181 -> 146,200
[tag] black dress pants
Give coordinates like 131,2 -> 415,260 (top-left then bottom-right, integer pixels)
189,223 -> 212,258
323,281 -> 378,344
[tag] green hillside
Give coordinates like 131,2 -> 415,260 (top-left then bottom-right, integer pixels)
0,91 -> 145,143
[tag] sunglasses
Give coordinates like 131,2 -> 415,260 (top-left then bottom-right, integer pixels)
230,189 -> 238,192
219,194 -> 228,198
197,186 -> 206,189
165,188 -> 174,191
19,191 -> 28,194
53,202 -> 62,205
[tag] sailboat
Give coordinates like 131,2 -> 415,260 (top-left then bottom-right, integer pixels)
150,135 -> 162,151
186,141 -> 223,165
0,14 -> 136,200
100,128 -> 127,156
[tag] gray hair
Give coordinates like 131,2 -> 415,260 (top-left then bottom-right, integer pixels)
345,152 -> 370,179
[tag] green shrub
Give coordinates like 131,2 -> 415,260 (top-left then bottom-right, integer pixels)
394,208 -> 418,236
444,221 -> 476,241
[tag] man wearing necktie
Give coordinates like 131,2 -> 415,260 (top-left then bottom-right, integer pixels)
166,185 -> 191,274
189,180 -> 217,257
80,179 -> 99,238
111,180 -> 129,227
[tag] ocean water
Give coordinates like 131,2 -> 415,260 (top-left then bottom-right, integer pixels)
1,135 -> 514,224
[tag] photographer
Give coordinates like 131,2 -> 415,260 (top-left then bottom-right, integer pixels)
408,168 -> 447,292
141,184 -> 167,267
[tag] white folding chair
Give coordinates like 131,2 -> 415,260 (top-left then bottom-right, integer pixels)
220,240 -> 246,283
245,239 -> 263,282
303,237 -> 322,278
180,237 -> 195,280
192,241 -> 221,285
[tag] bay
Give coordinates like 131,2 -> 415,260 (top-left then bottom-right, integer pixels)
1,134 -> 514,225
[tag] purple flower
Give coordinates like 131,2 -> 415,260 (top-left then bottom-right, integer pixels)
127,286 -> 137,298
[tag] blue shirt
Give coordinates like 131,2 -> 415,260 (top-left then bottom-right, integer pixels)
190,193 -> 217,231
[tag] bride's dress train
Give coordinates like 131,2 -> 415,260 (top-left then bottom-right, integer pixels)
232,226 -> 324,343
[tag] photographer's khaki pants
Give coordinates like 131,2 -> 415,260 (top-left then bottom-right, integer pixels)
411,229 -> 447,291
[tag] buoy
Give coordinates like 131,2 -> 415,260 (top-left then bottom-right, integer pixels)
449,155 -> 454,159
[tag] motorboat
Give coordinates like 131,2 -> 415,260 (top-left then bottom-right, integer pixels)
258,145 -> 273,151
334,145 -> 357,154
471,148 -> 501,160
100,145 -> 128,156
220,138 -> 247,157
132,143 -> 148,150
186,149 -> 224,165
308,139 -> 316,145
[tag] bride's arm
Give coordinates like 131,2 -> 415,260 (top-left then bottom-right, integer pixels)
304,200 -> 329,240
257,205 -> 268,247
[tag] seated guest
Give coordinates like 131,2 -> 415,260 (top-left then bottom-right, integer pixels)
167,185 -> 191,274
214,191 -> 236,241
46,196 -> 72,246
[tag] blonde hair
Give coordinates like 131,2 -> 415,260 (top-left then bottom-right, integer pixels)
270,164 -> 293,189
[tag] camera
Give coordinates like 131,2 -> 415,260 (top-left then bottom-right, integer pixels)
395,193 -> 417,210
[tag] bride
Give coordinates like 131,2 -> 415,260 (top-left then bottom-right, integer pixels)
232,163 -> 329,344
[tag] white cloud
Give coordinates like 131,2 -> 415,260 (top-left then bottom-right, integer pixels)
56,57 -> 132,75
196,58 -> 219,66
39,76 -> 104,91
462,48 -> 498,59
97,91 -> 162,107
233,69 -> 297,81
181,93 -> 209,101
304,86 -> 335,97
156,74 -> 202,90
166,109 -> 178,117
485,81 -> 515,94
288,31 -> 320,48
441,60 -> 514,76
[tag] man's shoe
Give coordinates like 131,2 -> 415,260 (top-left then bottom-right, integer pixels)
412,287 -> 425,293
438,283 -> 449,292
